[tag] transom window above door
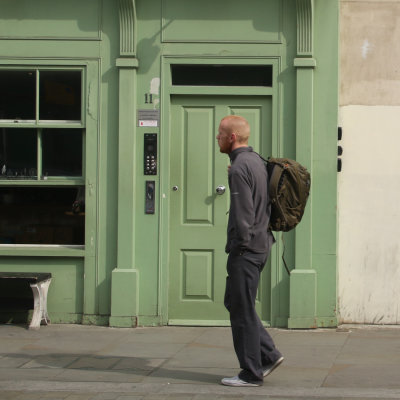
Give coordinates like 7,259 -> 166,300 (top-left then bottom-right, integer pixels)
171,64 -> 273,87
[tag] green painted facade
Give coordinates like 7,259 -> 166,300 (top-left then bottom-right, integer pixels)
0,0 -> 339,328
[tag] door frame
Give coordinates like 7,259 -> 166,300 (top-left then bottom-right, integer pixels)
159,56 -> 282,326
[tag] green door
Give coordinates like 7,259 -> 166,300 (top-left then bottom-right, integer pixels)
168,95 -> 273,325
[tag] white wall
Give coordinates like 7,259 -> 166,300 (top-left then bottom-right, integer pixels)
339,1 -> 400,323
338,106 -> 400,323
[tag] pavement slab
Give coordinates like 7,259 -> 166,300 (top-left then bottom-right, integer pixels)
95,342 -> 188,359
20,355 -> 80,369
111,358 -> 166,371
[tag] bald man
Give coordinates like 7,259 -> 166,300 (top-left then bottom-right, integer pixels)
216,115 -> 283,387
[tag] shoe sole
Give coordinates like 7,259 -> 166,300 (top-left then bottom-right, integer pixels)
221,380 -> 260,387
263,356 -> 284,377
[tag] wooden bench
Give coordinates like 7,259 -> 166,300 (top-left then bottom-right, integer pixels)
0,272 -> 52,330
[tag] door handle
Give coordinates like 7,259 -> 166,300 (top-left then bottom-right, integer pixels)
216,185 -> 226,195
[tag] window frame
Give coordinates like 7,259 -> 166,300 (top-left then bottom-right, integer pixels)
0,59 -> 98,254
0,65 -> 86,185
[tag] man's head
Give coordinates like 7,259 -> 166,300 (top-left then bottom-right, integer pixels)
217,115 -> 250,154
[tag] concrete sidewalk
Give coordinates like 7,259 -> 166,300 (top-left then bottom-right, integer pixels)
1,324 -> 400,400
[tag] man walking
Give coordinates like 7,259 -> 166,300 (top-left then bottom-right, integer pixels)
216,115 -> 283,387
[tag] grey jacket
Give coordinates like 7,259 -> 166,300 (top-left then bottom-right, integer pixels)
225,146 -> 275,254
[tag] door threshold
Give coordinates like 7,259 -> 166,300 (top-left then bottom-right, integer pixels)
168,319 -> 271,327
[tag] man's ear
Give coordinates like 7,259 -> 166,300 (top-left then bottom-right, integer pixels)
230,132 -> 237,143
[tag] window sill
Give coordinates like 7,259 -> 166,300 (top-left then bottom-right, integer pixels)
0,245 -> 85,257
0,179 -> 85,186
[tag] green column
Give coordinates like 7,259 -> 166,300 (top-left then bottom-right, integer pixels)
110,0 -> 140,328
288,0 -> 317,328
294,57 -> 315,269
83,61 -> 101,324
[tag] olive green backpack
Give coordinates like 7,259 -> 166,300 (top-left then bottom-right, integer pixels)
258,155 -> 311,274
257,154 -> 311,232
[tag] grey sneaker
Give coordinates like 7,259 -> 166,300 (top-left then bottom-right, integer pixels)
221,376 -> 261,387
263,356 -> 284,377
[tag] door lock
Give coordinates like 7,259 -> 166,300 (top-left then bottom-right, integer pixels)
172,186 -> 179,191
145,181 -> 155,214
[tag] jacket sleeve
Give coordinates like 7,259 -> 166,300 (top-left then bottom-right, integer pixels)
228,167 -> 255,252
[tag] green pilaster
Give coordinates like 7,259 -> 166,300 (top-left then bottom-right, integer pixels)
83,60 -> 100,321
110,0 -> 140,328
289,0 -> 317,328
294,57 -> 315,269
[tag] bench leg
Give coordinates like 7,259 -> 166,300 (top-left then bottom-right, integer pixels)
29,278 -> 52,330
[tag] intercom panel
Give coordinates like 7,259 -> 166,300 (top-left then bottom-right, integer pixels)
144,133 -> 157,175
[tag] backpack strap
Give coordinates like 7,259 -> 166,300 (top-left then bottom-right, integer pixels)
268,162 -> 283,200
280,235 -> 291,275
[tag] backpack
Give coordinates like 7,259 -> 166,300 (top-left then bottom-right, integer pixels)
259,155 -> 311,232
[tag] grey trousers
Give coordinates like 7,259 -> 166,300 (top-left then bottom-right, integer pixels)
224,250 -> 282,383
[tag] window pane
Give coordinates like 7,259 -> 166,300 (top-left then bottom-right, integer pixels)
0,187 -> 85,245
171,65 -> 273,86
0,128 -> 37,179
0,70 -> 36,120
39,71 -> 82,121
42,129 -> 82,177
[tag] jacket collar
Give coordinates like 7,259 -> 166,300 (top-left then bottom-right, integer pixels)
229,146 -> 253,163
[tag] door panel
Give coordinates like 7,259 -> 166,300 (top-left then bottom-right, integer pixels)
168,95 -> 272,324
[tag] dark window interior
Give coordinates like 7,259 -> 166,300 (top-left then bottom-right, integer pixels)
0,71 -> 36,120
0,68 -> 85,246
0,187 -> 85,245
171,64 -> 273,86
42,129 -> 83,177
0,128 -> 83,179
0,128 -> 37,179
0,69 -> 82,121
39,70 -> 82,120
